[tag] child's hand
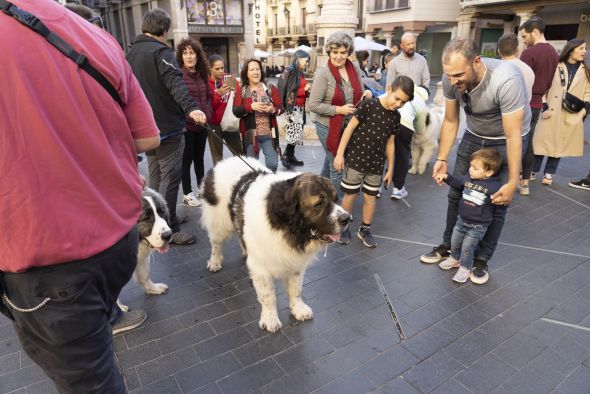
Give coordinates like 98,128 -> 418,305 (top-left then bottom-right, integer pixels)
434,173 -> 447,184
333,155 -> 345,172
383,171 -> 392,189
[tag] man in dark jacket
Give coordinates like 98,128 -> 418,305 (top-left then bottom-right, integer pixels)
127,8 -> 206,245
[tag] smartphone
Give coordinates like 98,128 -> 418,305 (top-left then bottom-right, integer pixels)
261,95 -> 270,105
223,74 -> 236,90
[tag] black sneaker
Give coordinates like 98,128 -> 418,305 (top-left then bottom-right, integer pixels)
470,258 -> 489,285
337,229 -> 351,245
569,178 -> 590,191
420,244 -> 450,264
357,227 -> 378,248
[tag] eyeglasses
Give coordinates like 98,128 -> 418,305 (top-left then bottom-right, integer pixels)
461,92 -> 472,116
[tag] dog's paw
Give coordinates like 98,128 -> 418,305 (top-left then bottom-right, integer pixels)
144,282 -> 168,295
259,312 -> 283,333
408,167 -> 417,175
207,258 -> 223,272
417,166 -> 427,175
291,301 -> 313,322
117,300 -> 129,312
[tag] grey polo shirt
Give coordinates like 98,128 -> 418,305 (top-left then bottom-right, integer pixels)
442,58 -> 531,139
386,52 -> 430,89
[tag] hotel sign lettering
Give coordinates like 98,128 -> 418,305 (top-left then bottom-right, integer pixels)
252,0 -> 266,44
188,25 -> 244,34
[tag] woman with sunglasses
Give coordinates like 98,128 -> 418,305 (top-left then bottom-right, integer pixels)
277,49 -> 311,169
531,38 -> 590,186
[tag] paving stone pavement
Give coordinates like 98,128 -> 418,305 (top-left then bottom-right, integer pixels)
1,131 -> 590,393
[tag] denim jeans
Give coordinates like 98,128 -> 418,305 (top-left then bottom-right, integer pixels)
532,155 -> 561,175
450,217 -> 488,269
522,108 -> 541,180
442,131 -> 525,261
315,121 -> 343,199
245,135 -> 278,172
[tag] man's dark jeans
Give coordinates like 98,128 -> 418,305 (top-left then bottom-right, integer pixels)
442,131 -> 522,261
522,108 -> 541,180
2,227 -> 138,394
146,133 -> 184,232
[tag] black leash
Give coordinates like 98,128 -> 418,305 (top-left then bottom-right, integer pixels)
201,124 -> 258,172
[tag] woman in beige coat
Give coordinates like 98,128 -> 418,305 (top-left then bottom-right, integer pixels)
532,38 -> 590,185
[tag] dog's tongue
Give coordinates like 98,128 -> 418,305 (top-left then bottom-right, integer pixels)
156,245 -> 169,254
327,233 -> 340,242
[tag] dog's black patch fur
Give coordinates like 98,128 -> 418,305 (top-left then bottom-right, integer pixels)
137,188 -> 170,240
229,171 -> 266,251
202,168 -> 218,206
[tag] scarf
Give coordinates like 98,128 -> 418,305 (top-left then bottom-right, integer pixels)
327,59 -> 363,156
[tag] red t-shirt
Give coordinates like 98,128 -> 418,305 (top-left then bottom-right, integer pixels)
520,43 -> 559,108
296,76 -> 308,107
0,0 -> 159,272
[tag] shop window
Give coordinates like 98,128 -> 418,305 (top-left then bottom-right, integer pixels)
187,0 -> 243,25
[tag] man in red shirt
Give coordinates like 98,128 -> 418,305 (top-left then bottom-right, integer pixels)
0,0 -> 159,392
519,17 -> 559,195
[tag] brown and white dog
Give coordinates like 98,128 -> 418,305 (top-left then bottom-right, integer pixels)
118,188 -> 171,312
200,157 -> 350,333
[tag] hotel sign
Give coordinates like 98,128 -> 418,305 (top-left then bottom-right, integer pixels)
188,25 -> 244,34
252,0 -> 266,45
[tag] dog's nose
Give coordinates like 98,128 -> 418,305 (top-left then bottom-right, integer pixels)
161,230 -> 172,241
337,212 -> 351,225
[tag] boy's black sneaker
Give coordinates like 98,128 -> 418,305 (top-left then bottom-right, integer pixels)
357,227 -> 378,248
568,178 -> 590,191
470,258 -> 489,285
420,244 -> 450,264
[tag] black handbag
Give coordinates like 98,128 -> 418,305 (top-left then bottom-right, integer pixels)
559,67 -> 586,113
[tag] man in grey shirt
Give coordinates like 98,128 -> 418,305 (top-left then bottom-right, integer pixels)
420,38 -> 530,285
386,33 -> 430,90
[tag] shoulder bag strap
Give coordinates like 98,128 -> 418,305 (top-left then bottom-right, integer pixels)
0,0 -> 123,106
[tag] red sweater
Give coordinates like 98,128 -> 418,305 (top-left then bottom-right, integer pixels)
521,43 -> 559,108
182,68 -> 212,132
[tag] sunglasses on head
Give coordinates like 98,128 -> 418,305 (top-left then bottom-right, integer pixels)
461,92 -> 472,116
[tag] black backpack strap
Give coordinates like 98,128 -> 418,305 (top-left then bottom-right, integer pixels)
0,0 -> 123,106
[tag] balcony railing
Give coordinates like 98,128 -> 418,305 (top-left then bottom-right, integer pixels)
268,0 -> 278,6
460,0 -> 525,5
306,23 -> 316,33
367,0 -> 409,12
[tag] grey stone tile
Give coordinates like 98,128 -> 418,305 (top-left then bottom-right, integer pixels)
208,304 -> 260,334
233,331 -> 294,367
401,325 -> 458,360
358,324 -> 402,353
259,364 -> 336,394
491,331 -> 548,369
177,302 -> 230,329
0,352 -> 20,376
113,333 -> 127,353
132,376 -> 182,394
281,310 -> 340,344
454,353 -> 516,393
273,335 -> 334,371
548,335 -> 590,365
493,367 -> 557,393
194,327 -> 253,361
436,305 -> 492,337
117,341 -> 162,371
24,379 -> 58,394
403,351 -> 463,393
190,284 -> 240,307
555,365 -> 590,394
135,347 -> 199,387
0,325 -> 16,342
430,379 -> 473,394
19,352 -> 33,368
372,376 -> 420,394
123,368 -> 141,392
156,322 -> 215,355
223,290 -> 259,311
0,338 -> 21,358
0,364 -> 47,394
314,369 -> 375,394
175,352 -> 241,393
217,358 -> 284,394
313,340 -> 379,378
320,318 -> 374,349
143,296 -> 197,324
124,317 -> 184,349
443,327 -> 505,367
186,382 -> 222,394
358,345 -> 419,386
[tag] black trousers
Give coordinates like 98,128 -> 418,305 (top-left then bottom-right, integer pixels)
392,125 -> 413,189
181,131 -> 208,195
521,108 -> 541,180
2,227 -> 138,394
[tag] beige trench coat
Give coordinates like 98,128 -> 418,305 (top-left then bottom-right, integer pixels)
533,62 -> 590,157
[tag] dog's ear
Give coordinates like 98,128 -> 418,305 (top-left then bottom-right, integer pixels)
268,177 -> 301,224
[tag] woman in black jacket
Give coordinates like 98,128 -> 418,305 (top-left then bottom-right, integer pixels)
277,50 -> 311,168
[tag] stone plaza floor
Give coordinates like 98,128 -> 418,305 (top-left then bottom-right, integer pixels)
1,132 -> 590,393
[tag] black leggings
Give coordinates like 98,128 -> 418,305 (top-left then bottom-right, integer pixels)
182,131 -> 208,195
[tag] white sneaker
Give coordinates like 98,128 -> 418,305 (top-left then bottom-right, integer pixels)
390,187 -> 408,200
183,192 -> 201,207
439,257 -> 460,270
452,266 -> 470,283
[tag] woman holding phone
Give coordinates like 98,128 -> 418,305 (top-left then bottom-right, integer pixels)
233,58 -> 284,172
277,49 -> 311,169
208,54 -> 243,164
308,32 -> 371,196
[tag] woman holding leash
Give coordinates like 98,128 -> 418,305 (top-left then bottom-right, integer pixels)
277,49 -> 311,169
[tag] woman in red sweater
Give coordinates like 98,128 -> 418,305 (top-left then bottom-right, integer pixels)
176,38 -> 213,207
208,54 -> 243,164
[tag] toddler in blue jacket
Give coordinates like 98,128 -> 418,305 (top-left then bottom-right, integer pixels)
435,148 -> 502,283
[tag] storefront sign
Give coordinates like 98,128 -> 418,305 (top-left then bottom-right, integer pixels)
188,25 -> 244,34
252,0 -> 266,45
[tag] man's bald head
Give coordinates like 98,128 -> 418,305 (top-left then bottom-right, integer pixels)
400,33 -> 416,57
